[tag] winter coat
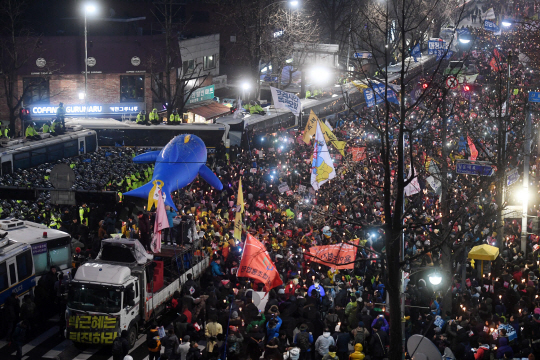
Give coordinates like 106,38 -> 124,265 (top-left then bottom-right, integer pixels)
349,343 -> 365,360
266,316 -> 283,340
211,261 -> 224,276
333,331 -> 351,353
496,337 -> 513,359
369,330 -> 388,358
315,332 -> 335,356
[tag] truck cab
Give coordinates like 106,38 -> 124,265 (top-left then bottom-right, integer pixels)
66,239 -> 151,347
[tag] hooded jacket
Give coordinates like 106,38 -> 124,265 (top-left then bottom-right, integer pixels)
315,332 -> 335,356
496,337 -> 513,359
349,343 -> 365,360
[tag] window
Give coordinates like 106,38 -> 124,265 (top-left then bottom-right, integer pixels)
49,246 -> 70,269
64,140 -> 78,158
31,147 -> 47,167
13,151 -> 31,170
204,55 -> 216,70
0,262 -> 7,292
85,135 -> 97,153
16,250 -> 33,281
120,76 -> 144,103
183,60 -> 195,75
23,78 -> 49,105
1,161 -> 12,176
47,144 -> 64,162
9,263 -> 16,285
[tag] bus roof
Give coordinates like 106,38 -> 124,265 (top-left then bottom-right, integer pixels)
0,129 -> 96,155
0,240 -> 32,261
66,118 -> 226,131
0,220 -> 70,244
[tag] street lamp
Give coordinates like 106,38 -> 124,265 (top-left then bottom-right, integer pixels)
83,3 -> 98,118
502,21 -> 512,27
242,82 -> 251,101
257,0 -> 300,100
428,273 -> 442,286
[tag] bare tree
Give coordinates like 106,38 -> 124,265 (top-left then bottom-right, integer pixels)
149,0 -> 211,119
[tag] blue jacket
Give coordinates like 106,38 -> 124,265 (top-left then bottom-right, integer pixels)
211,261 -> 224,276
308,284 -> 325,298
165,209 -> 175,228
266,316 -> 282,340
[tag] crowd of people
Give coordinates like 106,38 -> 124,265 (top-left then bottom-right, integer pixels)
4,4 -> 540,360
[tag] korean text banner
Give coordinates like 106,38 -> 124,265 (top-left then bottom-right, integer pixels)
363,83 -> 399,107
306,239 -> 359,269
238,233 -> 283,291
271,86 -> 301,117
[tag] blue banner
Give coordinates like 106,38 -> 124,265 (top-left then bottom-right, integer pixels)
411,43 -> 421,62
428,39 -> 447,55
364,83 -> 399,107
436,50 -> 454,61
484,20 -> 500,32
456,28 -> 470,36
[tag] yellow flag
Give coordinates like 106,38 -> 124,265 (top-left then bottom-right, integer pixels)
237,178 -> 244,212
319,119 -> 346,156
233,178 -> 244,241
302,110 -> 318,144
233,210 -> 243,241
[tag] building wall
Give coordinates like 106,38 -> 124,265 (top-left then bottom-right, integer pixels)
179,34 -> 220,78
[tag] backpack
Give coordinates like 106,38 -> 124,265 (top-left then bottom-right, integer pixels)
296,332 -> 310,351
147,335 -> 160,350
112,337 -> 123,355
354,328 -> 366,346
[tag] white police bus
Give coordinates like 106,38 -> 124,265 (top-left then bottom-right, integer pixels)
0,233 -> 35,307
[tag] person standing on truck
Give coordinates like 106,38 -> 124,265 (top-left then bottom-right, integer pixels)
138,211 -> 151,250
147,322 -> 162,360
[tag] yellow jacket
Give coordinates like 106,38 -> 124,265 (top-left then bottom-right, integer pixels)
205,321 -> 223,352
349,344 -> 365,360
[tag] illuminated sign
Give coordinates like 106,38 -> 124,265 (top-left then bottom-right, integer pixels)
185,85 -> 215,105
29,102 -> 145,116
67,315 -> 118,344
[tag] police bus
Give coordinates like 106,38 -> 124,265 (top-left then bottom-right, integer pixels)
65,118 -> 230,151
0,219 -> 73,279
0,233 -> 35,307
0,129 -> 98,176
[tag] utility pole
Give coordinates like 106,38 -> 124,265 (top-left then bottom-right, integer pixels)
522,106 -> 531,255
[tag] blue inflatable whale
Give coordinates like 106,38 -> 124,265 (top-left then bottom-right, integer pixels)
124,134 -> 223,210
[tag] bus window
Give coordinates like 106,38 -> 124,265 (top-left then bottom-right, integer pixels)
85,135 -> 97,152
1,161 -> 12,176
8,262 -> 17,286
13,152 -> 31,170
50,246 -> 70,270
64,140 -> 78,158
16,250 -> 33,281
0,262 -> 8,292
47,144 -> 63,163
31,147 -> 47,167
32,246 -> 49,275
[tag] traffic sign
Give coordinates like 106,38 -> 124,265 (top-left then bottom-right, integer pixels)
506,168 -> 519,186
354,52 -> 372,59
456,161 -> 494,176
529,91 -> 540,103
446,76 -> 458,89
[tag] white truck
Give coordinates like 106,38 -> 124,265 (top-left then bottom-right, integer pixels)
65,238 -> 209,347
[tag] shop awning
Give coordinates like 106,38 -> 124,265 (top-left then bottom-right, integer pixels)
187,101 -> 230,120
468,244 -> 499,261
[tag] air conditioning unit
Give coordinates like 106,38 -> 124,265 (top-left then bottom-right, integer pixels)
0,219 -> 26,231
69,125 -> 83,131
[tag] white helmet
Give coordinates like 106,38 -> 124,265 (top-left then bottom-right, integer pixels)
123,356 -> 134,360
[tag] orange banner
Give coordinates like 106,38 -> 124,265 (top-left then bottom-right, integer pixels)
306,239 -> 359,269
238,234 -> 283,291
351,147 -> 366,162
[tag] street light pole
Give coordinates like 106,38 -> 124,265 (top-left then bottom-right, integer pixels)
522,106 -> 531,256
84,7 -> 89,119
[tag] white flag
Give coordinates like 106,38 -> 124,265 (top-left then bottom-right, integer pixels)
151,189 -> 167,253
311,122 -> 336,190
270,86 -> 301,116
484,8 -> 496,20
325,120 -> 334,131
404,167 -> 421,196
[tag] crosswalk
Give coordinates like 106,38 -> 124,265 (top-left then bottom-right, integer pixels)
0,323 -> 208,360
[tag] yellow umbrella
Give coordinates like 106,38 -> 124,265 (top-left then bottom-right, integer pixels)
467,244 -> 499,261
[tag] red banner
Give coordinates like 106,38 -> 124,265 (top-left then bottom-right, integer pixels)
255,200 -> 266,209
284,229 -> 293,237
467,136 -> 478,161
306,240 -> 359,269
351,147 -> 366,161
238,234 -> 283,291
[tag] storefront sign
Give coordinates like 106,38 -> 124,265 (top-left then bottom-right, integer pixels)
186,85 -> 215,105
29,102 -> 145,116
